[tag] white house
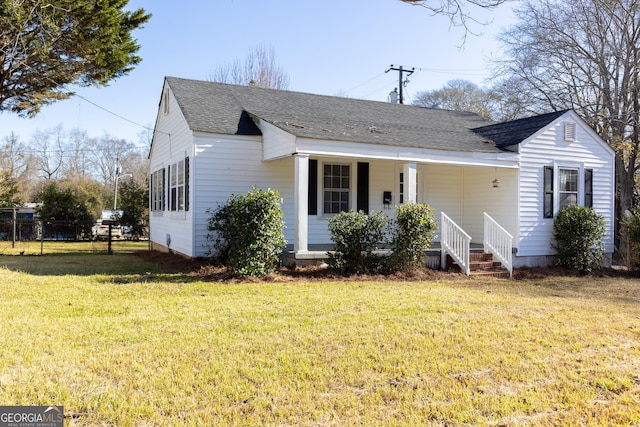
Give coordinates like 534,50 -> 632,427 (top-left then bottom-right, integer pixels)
148,77 -> 615,274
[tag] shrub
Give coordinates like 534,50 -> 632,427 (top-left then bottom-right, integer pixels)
327,210 -> 388,274
552,205 -> 606,273
620,209 -> 640,269
206,187 -> 286,277
391,202 -> 436,270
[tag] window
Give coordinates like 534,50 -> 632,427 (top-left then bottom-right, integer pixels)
323,164 -> 350,214
543,166 -> 593,218
169,158 -> 189,212
151,169 -> 165,212
558,168 -> 578,210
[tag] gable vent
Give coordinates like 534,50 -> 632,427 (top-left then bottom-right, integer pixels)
564,122 -> 576,142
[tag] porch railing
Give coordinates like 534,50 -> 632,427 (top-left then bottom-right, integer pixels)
441,212 -> 471,276
483,212 -> 513,278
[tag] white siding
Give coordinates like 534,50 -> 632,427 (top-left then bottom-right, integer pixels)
149,83 -> 196,257
191,134 -> 294,257
462,167 -> 518,245
517,113 -> 615,258
260,121 -> 297,160
422,164 -> 463,242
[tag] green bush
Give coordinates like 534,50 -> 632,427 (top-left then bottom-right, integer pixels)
552,205 -> 606,273
391,202 -> 436,270
620,209 -> 640,269
206,187 -> 286,277
327,210 -> 388,274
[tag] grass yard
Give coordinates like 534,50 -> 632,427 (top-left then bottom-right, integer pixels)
0,240 -> 149,256
0,248 -> 639,426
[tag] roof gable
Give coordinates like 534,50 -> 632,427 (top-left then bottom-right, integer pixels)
471,110 -> 570,148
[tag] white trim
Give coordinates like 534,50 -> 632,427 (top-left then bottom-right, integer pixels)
403,162 -> 418,204
321,160 -> 354,215
552,161 -> 585,216
294,154 -> 309,254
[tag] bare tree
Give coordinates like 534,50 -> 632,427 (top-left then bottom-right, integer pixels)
412,79 -> 500,120
0,132 -> 30,205
400,0 -> 508,41
64,128 -> 91,181
209,45 -> 290,90
32,126 -> 65,180
486,76 -> 536,122
0,132 -> 28,179
495,0 -> 640,219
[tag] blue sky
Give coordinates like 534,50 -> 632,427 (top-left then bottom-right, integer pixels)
1,0 -> 515,146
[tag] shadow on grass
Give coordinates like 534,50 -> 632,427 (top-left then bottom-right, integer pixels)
0,251 -> 200,284
2,249 -> 639,305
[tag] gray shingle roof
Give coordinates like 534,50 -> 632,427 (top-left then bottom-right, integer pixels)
165,77 -> 565,154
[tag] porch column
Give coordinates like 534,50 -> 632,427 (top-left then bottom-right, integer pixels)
294,154 -> 309,253
403,162 -> 418,203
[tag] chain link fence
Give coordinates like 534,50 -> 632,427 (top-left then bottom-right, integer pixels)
0,218 -> 147,255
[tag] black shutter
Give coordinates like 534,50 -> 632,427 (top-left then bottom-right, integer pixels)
185,157 -> 190,212
308,159 -> 318,215
585,168 -> 593,208
544,166 -> 554,218
149,172 -> 154,211
357,162 -> 369,214
167,165 -> 171,211
162,168 -> 166,211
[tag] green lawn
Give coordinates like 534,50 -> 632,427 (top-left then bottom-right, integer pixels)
0,250 -> 639,426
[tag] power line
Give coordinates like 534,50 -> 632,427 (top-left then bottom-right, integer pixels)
73,92 -> 152,133
343,72 -> 388,94
358,77 -> 400,99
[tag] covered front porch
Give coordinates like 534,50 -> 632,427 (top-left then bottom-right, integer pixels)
283,211 -> 515,278
285,152 -> 519,277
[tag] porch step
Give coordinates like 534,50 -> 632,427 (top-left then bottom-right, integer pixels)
447,253 -> 510,278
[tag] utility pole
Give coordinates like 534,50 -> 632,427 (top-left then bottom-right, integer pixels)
386,64 -> 415,104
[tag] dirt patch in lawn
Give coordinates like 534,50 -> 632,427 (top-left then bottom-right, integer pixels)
132,250 -> 640,283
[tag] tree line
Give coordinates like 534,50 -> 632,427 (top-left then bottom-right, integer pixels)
0,126 -> 150,230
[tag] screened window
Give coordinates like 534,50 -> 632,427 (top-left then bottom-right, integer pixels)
151,169 -> 165,212
558,168 -> 578,210
323,164 -> 350,214
169,159 -> 186,211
